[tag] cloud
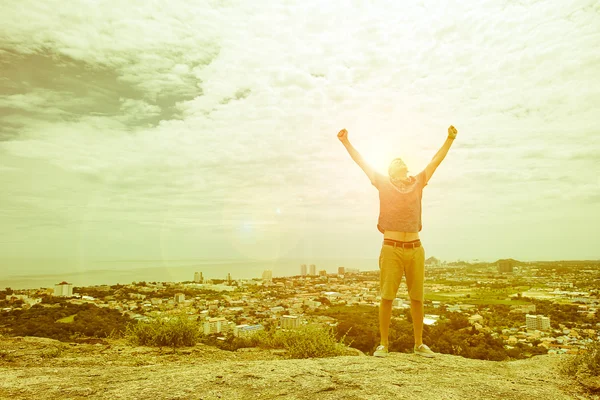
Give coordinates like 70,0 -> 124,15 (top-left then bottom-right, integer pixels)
0,0 -> 599,267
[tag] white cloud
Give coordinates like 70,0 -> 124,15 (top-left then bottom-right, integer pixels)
0,0 -> 599,273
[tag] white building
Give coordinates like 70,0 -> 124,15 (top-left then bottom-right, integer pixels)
300,264 -> 307,276
262,270 -> 273,283
174,293 -> 185,303
234,324 -> 264,337
526,314 -> 551,331
280,315 -> 300,329
203,317 -> 231,335
194,272 -> 203,283
53,281 -> 73,297
309,264 -> 316,276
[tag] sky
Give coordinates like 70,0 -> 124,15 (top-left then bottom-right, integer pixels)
1,0 -> 599,280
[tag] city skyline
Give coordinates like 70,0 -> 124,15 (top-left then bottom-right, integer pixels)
3,257 -> 598,291
1,0 -> 599,278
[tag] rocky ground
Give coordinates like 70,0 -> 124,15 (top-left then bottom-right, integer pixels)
0,336 -> 598,400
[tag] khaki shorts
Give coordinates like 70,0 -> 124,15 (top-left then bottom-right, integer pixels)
378,241 -> 425,302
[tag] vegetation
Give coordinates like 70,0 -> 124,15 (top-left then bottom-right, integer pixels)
125,314 -> 201,348
316,305 -> 549,361
0,300 -> 130,342
562,340 -> 600,377
203,324 -> 350,359
254,324 -> 349,359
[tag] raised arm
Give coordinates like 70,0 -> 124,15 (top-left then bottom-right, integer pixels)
337,128 -> 377,184
424,125 -> 458,185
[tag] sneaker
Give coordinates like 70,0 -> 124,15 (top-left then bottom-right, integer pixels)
373,345 -> 389,357
414,343 -> 435,358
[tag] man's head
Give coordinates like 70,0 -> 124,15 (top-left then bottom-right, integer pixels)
388,157 -> 408,180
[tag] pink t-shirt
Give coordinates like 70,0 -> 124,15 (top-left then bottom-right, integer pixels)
371,170 -> 428,233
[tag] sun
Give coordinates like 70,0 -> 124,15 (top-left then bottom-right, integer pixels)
359,144 -> 398,175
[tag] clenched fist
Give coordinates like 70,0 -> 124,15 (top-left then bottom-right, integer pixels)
337,128 -> 348,142
448,125 -> 458,139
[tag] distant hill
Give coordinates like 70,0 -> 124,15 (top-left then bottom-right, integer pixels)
494,258 -> 521,264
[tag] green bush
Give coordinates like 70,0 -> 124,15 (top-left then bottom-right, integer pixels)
562,340 -> 600,377
125,314 -> 201,348
253,324 -> 350,359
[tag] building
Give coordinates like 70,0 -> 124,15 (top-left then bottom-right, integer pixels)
338,267 -> 345,275
510,304 -> 536,314
174,293 -> 185,303
319,270 -> 327,277
53,281 -> 73,297
497,259 -> 515,273
194,272 -> 203,283
234,324 -> 264,337
309,264 -> 316,276
526,314 -> 551,331
203,317 -> 231,335
300,264 -> 307,276
345,268 -> 360,274
262,270 -> 273,282
226,273 -> 232,285
280,315 -> 301,329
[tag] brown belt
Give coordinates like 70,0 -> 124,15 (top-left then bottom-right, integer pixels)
383,239 -> 421,249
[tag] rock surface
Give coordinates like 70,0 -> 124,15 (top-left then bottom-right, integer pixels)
0,336 -> 597,400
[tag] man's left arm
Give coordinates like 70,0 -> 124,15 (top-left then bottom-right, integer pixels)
423,125 -> 458,185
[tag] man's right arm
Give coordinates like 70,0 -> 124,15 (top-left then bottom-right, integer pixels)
338,129 -> 377,185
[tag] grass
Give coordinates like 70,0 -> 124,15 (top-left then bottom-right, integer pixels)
125,315 -> 355,358
252,324 -> 351,359
125,314 -> 201,348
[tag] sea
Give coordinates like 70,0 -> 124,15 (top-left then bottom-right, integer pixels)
0,257 -> 376,290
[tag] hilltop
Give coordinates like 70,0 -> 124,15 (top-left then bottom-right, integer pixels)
0,336 -> 597,400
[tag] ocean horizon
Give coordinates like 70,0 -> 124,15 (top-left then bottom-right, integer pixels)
0,257 -> 376,290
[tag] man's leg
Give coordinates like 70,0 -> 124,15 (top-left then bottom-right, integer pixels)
410,299 -> 424,346
378,245 -> 402,349
379,298 -> 394,346
404,244 -> 425,347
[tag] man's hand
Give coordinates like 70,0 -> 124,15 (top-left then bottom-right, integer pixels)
448,125 -> 458,139
337,128 -> 349,143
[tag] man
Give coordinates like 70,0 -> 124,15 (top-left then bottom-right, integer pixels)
337,125 -> 457,358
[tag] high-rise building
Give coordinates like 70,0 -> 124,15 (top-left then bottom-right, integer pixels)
194,272 -> 204,283
226,273 -> 232,285
262,270 -> 273,282
300,264 -> 307,276
526,314 -> 551,330
309,264 -> 316,276
338,267 -> 345,275
53,281 -> 73,297
497,260 -> 515,273
319,270 -> 327,277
